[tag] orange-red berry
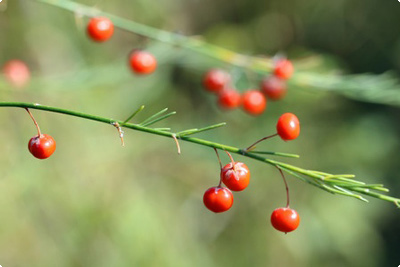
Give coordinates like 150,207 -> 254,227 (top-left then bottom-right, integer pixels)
242,90 -> 267,115
260,76 -> 287,100
3,60 -> 30,88
276,113 -> 300,141
203,69 -> 230,93
221,162 -> 250,191
28,134 -> 56,159
274,59 -> 294,80
218,90 -> 242,109
129,50 -> 157,74
87,17 -> 114,42
271,207 -> 300,233
203,187 -> 233,213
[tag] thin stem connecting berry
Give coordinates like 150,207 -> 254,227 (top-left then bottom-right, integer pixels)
214,148 -> 223,170
277,166 -> 290,208
213,148 -> 224,187
246,133 -> 278,151
25,108 -> 42,137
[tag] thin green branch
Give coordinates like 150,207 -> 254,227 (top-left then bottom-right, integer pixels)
0,101 -> 399,208
248,151 -> 300,158
123,105 -> 145,123
35,0 -> 273,72
176,122 -> 226,137
141,111 -> 176,127
139,108 -> 169,125
33,0 -> 400,108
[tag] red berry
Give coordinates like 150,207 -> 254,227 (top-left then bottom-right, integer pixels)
87,17 -> 114,42
270,207 -> 300,233
203,69 -> 230,93
276,113 -> 300,141
260,76 -> 287,100
242,90 -> 267,115
129,51 -> 157,74
203,187 -> 233,213
3,60 -> 30,88
28,134 -> 56,159
274,59 -> 294,80
218,90 -> 242,109
221,162 -> 250,191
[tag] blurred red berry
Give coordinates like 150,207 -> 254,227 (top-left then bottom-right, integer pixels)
260,76 -> 287,100
218,90 -> 242,109
3,60 -> 30,88
129,50 -> 157,74
203,69 -> 230,93
274,59 -> 294,80
87,17 -> 114,42
242,90 -> 267,115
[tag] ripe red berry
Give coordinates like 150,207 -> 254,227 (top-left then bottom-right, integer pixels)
203,69 -> 230,93
242,90 -> 267,115
3,60 -> 30,88
260,76 -> 287,100
218,90 -> 242,109
221,162 -> 250,191
276,113 -> 300,141
129,50 -> 157,74
203,187 -> 233,213
270,207 -> 300,233
87,17 -> 114,42
28,134 -> 56,159
274,59 -> 294,80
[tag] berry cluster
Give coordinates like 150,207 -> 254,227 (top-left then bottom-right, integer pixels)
202,59 -> 294,116
7,13 -> 300,232
87,17 -> 157,75
203,113 -> 301,233
2,17 -> 158,88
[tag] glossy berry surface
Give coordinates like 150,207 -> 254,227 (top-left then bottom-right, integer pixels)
28,134 -> 56,159
203,69 -> 230,93
218,90 -> 242,109
87,17 -> 114,42
276,113 -> 300,141
260,76 -> 287,100
221,162 -> 250,191
203,187 -> 233,213
242,90 -> 267,115
3,60 -> 30,88
129,51 -> 157,74
270,207 -> 300,233
274,59 -> 294,80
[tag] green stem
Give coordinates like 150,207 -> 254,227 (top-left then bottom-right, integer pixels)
1,101 -> 399,208
35,0 -> 273,72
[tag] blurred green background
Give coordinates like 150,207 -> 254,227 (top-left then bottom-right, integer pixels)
0,0 -> 400,266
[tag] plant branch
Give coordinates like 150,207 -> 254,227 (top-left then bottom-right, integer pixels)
35,0 -> 273,72
32,0 -> 400,108
1,101 -> 399,208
